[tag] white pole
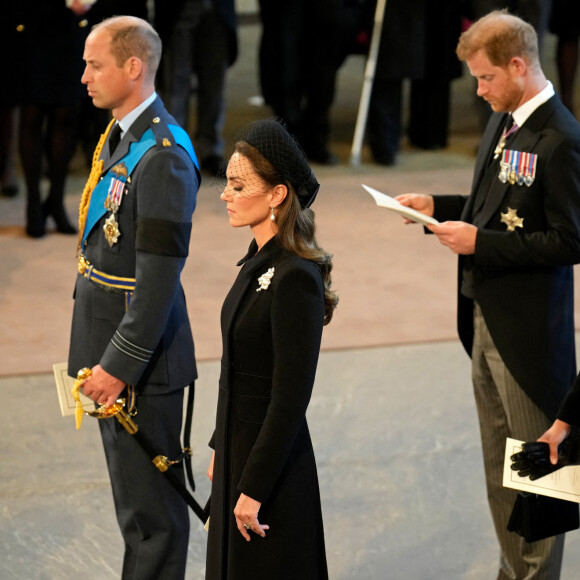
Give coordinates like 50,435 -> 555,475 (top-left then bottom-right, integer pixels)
350,0 -> 388,166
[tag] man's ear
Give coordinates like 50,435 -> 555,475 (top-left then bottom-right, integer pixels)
508,56 -> 527,78
126,56 -> 143,80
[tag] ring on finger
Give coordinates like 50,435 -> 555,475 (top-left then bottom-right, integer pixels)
243,523 -> 252,530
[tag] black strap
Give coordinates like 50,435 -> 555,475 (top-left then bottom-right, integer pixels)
129,424 -> 206,522
115,384 -> 205,522
183,382 -> 196,492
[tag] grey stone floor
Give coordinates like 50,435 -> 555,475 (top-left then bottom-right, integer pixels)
3,13 -> 580,580
3,340 -> 580,579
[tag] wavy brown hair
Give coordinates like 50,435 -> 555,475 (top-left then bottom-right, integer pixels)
236,140 -> 339,325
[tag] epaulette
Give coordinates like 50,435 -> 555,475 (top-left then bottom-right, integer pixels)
149,116 -> 176,150
145,115 -> 200,173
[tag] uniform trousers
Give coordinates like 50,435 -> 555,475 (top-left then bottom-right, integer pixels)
471,303 -> 564,580
99,388 -> 190,580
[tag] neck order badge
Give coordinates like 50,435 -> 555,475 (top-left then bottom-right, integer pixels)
494,115 -> 519,160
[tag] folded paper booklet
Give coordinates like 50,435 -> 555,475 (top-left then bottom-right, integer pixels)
503,437 -> 580,503
362,184 -> 439,226
53,362 -> 94,417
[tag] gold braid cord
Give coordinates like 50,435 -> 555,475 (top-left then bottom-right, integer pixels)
77,118 -> 116,255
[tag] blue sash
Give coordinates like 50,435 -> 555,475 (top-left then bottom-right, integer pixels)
82,124 -> 199,247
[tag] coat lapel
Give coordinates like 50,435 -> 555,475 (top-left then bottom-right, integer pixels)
221,239 -> 281,343
466,98 -> 557,227
463,112 -> 506,221
101,97 -> 165,173
474,113 -> 506,185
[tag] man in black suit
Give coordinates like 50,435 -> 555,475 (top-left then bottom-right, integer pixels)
397,10 -> 580,579
68,16 -> 200,579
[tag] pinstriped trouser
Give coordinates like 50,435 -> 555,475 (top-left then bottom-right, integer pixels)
472,303 -> 565,580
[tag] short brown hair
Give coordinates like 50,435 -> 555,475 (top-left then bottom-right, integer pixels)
456,10 -> 539,69
94,16 -> 161,79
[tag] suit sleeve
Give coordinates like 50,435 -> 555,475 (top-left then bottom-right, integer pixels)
432,194 -> 468,222
558,373 -> 580,428
474,136 -> 580,268
237,263 -> 325,502
100,147 -> 199,385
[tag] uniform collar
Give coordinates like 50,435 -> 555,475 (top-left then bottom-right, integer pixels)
117,91 -> 158,136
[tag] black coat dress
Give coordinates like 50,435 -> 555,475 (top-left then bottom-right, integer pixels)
206,236 -> 328,580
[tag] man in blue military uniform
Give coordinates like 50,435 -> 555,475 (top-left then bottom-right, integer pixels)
68,16 -> 200,579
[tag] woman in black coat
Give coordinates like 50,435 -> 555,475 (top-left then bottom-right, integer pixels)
205,118 -> 338,579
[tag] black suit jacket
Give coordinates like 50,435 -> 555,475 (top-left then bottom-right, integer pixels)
434,94 -> 580,419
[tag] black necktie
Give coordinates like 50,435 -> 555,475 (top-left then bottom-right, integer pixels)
108,122 -> 122,156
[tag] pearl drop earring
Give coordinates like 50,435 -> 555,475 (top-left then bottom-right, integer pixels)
270,207 -> 276,222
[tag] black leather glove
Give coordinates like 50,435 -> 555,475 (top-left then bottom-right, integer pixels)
510,429 -> 580,481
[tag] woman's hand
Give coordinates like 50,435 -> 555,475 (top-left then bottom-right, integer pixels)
207,451 -> 215,482
234,493 -> 269,541
538,419 -> 572,465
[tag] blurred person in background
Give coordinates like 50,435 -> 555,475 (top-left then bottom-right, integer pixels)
4,2 -> 89,237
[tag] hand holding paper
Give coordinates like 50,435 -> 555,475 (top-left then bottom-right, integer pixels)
503,438 -> 580,503
362,184 -> 438,226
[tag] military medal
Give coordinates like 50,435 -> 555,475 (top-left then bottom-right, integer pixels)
500,207 -> 524,231
499,149 -> 537,188
510,151 -> 524,185
105,177 -> 125,212
523,151 -> 537,186
499,162 -> 509,183
103,162 -> 128,246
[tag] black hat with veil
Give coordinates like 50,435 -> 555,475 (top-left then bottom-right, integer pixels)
235,118 -> 320,208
